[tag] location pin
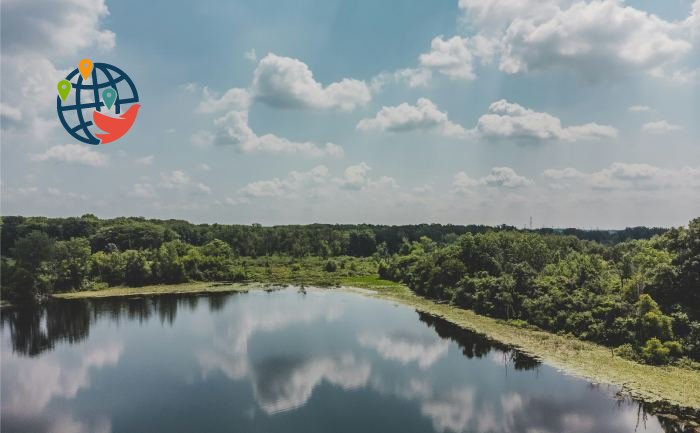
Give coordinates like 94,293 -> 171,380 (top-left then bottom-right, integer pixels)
78,58 -> 93,81
102,87 -> 117,110
57,80 -> 72,101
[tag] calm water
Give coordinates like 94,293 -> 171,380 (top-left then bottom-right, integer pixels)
0,288 -> 692,433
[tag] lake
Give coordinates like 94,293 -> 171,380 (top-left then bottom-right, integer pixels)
0,288 -> 693,433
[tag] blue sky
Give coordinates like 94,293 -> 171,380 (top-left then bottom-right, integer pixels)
1,0 -> 699,228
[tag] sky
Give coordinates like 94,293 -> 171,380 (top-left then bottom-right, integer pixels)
1,0 -> 699,228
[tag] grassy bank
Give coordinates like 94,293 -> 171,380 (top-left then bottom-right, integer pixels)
52,260 -> 700,413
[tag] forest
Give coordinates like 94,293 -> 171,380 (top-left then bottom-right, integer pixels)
0,214 -> 697,366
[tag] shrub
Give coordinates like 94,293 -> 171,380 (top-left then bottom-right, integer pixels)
324,260 -> 338,273
663,340 -> 684,358
640,338 -> 670,365
613,344 -> 638,361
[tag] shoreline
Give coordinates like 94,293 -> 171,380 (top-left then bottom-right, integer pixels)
51,279 -> 700,415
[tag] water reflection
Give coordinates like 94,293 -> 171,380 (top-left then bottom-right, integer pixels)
1,289 -> 698,433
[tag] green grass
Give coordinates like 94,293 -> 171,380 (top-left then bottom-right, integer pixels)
52,256 -> 700,412
53,281 -> 254,298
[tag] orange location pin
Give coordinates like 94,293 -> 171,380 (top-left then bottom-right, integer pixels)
78,58 -> 93,81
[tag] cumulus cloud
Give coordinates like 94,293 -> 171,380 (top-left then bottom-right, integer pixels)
357,332 -> 449,369
197,110 -> 343,157
252,53 -> 371,110
0,103 -> 23,122
543,167 -> 584,180
454,167 -> 533,192
234,165 -> 331,202
158,170 -> 212,195
1,0 -> 115,141
225,163 -> 396,205
544,162 -> 700,190
1,0 -> 115,57
418,35 -> 497,80
499,1 -> 692,78
196,87 -> 250,114
357,98 -> 468,138
455,0 -> 696,81
371,68 -> 432,90
30,144 -> 109,167
473,100 -> 617,142
642,120 -> 682,134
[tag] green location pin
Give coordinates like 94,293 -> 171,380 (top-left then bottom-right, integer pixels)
57,80 -> 71,101
102,87 -> 117,110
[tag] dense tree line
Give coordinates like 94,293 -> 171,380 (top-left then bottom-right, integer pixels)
379,218 -> 700,365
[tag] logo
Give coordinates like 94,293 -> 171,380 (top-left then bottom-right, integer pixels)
56,58 -> 140,145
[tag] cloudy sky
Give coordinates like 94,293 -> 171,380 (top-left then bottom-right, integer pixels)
1,0 -> 699,228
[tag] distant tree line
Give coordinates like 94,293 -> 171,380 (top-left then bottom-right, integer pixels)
379,218 -> 700,365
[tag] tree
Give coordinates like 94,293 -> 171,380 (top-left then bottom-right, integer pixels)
52,238 -> 91,291
636,294 -> 673,343
348,230 -> 376,257
90,251 -> 126,286
122,250 -> 152,286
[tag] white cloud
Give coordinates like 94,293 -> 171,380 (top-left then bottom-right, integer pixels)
1,0 -> 115,141
418,35 -> 498,81
544,162 -> 700,190
499,1 -> 693,78
1,0 -> 115,57
357,332 -> 449,369
0,103 -> 23,122
30,144 -> 109,167
357,98 -> 468,138
225,163 -> 396,205
456,0 -> 696,81
371,68 -> 432,90
198,110 -> 344,158
252,53 -> 371,110
236,165 -> 331,200
197,163 -> 211,171
543,167 -> 584,180
474,100 -> 617,142
419,36 -> 478,80
245,48 -> 257,61
454,166 -> 533,192
158,170 -> 212,195
196,87 -> 250,114
134,155 -> 154,165
338,163 -> 372,190
160,170 -> 191,188
642,120 -> 682,134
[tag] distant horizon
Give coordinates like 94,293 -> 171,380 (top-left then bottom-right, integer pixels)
3,213 -> 691,232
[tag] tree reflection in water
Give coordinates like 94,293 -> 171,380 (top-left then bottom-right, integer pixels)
417,312 -> 540,371
1,293 -> 699,432
0,292 -> 236,357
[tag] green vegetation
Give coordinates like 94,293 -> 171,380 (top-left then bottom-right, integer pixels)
379,219 -> 700,366
2,214 -> 699,379
2,215 -> 698,368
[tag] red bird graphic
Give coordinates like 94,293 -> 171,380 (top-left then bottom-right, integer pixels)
92,104 -> 141,144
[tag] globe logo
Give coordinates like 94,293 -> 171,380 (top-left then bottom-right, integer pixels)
56,59 -> 141,145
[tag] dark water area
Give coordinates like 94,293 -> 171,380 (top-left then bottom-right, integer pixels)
1,288 -> 697,433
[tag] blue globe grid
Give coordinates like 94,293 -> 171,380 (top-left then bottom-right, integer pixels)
56,63 -> 139,145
